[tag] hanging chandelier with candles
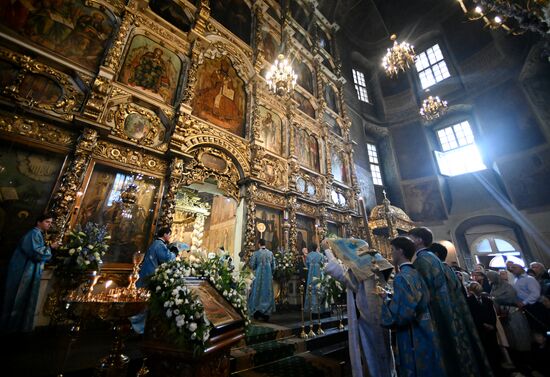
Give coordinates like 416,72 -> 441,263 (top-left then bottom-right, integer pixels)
266,53 -> 297,96
382,34 -> 416,78
457,0 -> 550,57
420,94 -> 448,121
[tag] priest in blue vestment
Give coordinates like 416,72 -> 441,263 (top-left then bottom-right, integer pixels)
1,214 -> 59,333
325,238 -> 396,377
408,227 -> 493,377
380,236 -> 445,377
131,227 -> 176,334
304,243 -> 328,314
248,238 -> 275,321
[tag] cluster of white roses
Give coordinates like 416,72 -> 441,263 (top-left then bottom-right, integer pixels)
150,262 -> 211,346
149,253 -> 250,350
274,250 -> 296,280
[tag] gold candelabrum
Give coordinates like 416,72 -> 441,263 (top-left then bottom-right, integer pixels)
307,285 -> 316,338
62,252 -> 150,377
337,305 -> 345,330
316,288 -> 324,335
299,284 -> 308,339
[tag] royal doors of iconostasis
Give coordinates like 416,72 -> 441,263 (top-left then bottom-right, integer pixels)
171,182 -> 242,262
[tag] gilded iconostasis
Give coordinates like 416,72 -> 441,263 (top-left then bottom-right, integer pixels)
0,0 -> 367,267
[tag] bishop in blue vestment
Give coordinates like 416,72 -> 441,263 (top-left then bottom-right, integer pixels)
248,239 -> 275,320
381,237 -> 445,377
1,214 -> 59,333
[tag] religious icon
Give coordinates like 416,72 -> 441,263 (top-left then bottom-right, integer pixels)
0,0 -> 115,70
192,57 -> 245,137
119,35 -> 182,104
258,106 -> 282,155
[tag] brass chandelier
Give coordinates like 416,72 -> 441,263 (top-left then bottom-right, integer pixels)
419,94 -> 448,121
265,9 -> 297,96
456,0 -> 550,57
382,34 -> 416,78
266,53 -> 297,96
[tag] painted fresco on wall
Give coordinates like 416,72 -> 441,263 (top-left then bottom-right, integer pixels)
498,148 -> 550,209
296,215 -> 316,251
150,0 -> 194,32
324,85 -> 339,114
262,31 -> 278,65
0,60 -> 19,88
403,179 -> 447,222
0,141 -> 65,259
119,35 -> 182,104
0,0 -> 115,70
324,113 -> 342,136
210,0 -> 251,44
192,57 -> 246,137
296,62 -> 314,94
258,106 -> 283,155
391,122 -> 435,180
123,113 -> 165,147
76,164 -> 161,264
331,151 -> 349,184
477,82 -> 545,158
294,91 -> 315,119
255,205 -> 283,252
294,128 -> 320,172
19,74 -> 63,105
355,164 -> 374,206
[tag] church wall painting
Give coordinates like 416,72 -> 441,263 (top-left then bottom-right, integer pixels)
192,57 -> 246,137
498,148 -> 550,210
294,91 -> 316,119
0,0 -> 115,70
296,214 -> 316,251
75,163 -> 162,265
255,205 -> 283,253
262,31 -> 278,65
402,179 -> 447,222
324,84 -> 339,114
19,74 -> 63,105
391,122 -> 435,180
296,62 -> 314,94
210,0 -> 251,45
123,113 -> 165,148
0,140 -> 66,259
476,82 -> 545,159
331,151 -> 349,184
150,0 -> 194,32
119,35 -> 183,105
257,106 -> 283,155
294,127 -> 320,172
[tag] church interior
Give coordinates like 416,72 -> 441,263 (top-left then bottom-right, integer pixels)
0,0 -> 549,376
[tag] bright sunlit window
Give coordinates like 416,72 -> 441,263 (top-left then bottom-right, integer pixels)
472,235 -> 525,268
434,121 -> 486,176
352,69 -> 370,103
367,143 -> 383,185
415,44 -> 451,89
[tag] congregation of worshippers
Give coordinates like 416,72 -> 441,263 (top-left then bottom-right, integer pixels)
247,226 -> 550,377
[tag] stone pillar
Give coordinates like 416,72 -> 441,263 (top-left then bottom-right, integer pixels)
48,128 -> 98,242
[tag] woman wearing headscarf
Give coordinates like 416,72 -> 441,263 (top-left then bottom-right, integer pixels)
486,270 -> 531,374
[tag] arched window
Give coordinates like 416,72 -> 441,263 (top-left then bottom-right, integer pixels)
471,235 -> 525,268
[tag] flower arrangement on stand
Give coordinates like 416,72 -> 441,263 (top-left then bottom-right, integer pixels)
147,252 -> 250,353
273,250 -> 296,305
314,271 -> 345,311
46,222 -> 110,323
55,222 -> 110,274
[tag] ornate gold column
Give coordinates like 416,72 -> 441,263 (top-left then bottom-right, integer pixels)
243,182 -> 258,261
181,40 -> 202,106
157,157 -> 184,230
103,10 -> 135,74
48,128 -> 98,242
317,205 -> 328,242
286,195 -> 298,254
191,213 -> 206,254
